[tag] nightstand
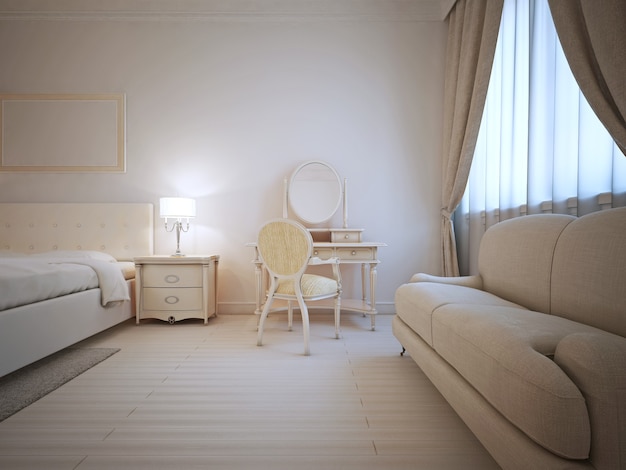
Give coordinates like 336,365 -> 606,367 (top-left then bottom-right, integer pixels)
134,255 -> 219,324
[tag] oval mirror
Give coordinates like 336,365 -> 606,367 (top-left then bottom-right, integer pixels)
288,161 -> 342,225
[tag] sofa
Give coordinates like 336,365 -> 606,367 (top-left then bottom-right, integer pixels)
393,207 -> 626,470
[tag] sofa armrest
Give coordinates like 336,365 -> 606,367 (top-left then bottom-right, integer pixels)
409,272 -> 483,289
554,333 -> 626,468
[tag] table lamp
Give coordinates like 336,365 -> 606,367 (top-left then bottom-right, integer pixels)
160,197 -> 196,256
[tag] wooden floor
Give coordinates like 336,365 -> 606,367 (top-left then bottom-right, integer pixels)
0,313 -> 500,470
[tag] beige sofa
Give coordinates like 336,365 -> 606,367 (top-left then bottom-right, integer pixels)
393,207 -> 626,470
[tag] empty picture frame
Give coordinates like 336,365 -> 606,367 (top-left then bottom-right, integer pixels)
0,94 -> 125,172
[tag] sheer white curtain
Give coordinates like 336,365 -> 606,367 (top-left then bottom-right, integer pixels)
455,0 -> 626,276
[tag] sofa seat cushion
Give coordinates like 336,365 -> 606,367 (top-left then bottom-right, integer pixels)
395,282 -> 526,346
432,304 -> 595,459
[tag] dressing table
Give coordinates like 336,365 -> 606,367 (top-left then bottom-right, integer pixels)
249,161 -> 385,330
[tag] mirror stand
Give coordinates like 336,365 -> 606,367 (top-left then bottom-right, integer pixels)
282,176 -> 348,228
283,160 -> 363,242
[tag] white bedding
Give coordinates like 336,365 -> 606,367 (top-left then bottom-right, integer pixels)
0,251 -> 131,311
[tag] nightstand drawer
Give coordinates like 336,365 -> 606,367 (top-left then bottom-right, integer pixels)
143,287 -> 203,311
143,265 -> 202,288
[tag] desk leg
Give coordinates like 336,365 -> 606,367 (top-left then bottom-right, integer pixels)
202,262 -> 209,324
361,263 -> 367,317
369,262 -> 377,331
135,264 -> 142,324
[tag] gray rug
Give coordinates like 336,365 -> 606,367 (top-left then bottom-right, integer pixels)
0,347 -> 120,422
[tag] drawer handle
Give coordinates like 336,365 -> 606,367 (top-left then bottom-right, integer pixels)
314,250 -> 319,255
164,274 -> 180,283
351,250 -> 357,255
344,234 -> 350,239
165,295 -> 180,304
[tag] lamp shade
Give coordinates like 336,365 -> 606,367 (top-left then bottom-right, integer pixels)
160,197 -> 196,219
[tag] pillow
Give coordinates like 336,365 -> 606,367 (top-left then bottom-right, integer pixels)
117,261 -> 136,280
30,250 -> 117,262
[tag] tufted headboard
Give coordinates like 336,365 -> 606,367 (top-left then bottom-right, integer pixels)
0,203 -> 154,261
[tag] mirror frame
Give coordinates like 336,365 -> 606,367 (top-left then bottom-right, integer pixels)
286,161 -> 344,225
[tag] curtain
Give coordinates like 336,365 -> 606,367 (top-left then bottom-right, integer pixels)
455,0 -> 626,276
548,0 -> 626,156
440,0 -> 503,276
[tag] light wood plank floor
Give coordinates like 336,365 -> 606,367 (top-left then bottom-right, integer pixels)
0,313 -> 500,470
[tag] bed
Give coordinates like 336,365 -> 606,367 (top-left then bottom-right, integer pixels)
0,203 -> 154,377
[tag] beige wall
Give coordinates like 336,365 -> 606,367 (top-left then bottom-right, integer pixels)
0,3 -> 448,314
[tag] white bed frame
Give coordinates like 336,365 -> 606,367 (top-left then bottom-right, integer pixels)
0,203 -> 154,377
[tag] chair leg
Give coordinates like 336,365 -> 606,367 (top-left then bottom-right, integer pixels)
295,293 -> 310,356
334,296 -> 341,339
287,300 -> 293,331
257,289 -> 275,347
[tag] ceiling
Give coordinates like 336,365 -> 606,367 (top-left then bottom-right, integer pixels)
0,0 -> 456,22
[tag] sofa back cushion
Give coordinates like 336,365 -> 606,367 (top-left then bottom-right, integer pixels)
478,214 -> 574,312
551,207 -> 626,337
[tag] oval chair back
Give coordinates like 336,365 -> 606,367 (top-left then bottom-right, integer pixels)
257,219 -> 312,280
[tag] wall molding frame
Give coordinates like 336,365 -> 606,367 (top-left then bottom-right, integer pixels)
0,93 -> 126,173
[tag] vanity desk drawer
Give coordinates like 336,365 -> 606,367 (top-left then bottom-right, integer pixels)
311,243 -> 381,262
310,228 -> 364,243
312,248 -> 335,260
330,229 -> 363,243
336,247 -> 377,261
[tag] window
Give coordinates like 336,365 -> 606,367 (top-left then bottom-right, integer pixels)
455,0 -> 626,275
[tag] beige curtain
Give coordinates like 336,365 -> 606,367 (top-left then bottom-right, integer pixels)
440,0 -> 503,276
548,0 -> 626,155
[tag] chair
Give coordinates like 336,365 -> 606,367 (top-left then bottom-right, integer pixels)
256,219 -> 342,355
